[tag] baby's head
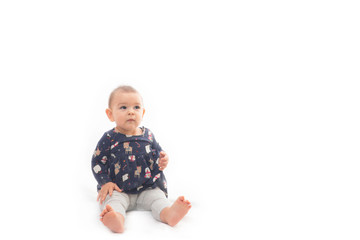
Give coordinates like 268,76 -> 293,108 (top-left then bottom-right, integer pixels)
106,85 -> 145,135
108,85 -> 144,109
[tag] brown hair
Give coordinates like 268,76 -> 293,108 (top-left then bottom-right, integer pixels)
108,85 -> 143,108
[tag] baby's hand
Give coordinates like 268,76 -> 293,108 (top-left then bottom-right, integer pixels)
97,182 -> 122,205
159,151 -> 169,171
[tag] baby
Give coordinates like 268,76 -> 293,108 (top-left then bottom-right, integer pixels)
91,85 -> 191,233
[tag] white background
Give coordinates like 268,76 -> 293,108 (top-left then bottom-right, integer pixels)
0,1 -> 359,239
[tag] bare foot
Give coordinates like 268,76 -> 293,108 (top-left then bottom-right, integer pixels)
160,196 -> 191,227
100,205 -> 125,233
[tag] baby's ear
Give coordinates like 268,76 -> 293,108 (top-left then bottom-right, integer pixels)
106,108 -> 114,122
142,108 -> 146,117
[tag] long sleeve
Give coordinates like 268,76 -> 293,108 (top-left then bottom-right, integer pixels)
147,128 -> 168,197
149,129 -> 163,152
91,132 -> 112,188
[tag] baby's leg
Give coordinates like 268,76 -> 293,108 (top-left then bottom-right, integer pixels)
137,188 -> 171,221
160,196 -> 191,227
137,188 -> 191,226
99,191 -> 129,233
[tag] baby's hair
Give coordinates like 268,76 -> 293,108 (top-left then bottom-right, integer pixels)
108,85 -> 143,108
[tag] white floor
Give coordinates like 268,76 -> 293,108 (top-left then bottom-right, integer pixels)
1,1 -> 359,239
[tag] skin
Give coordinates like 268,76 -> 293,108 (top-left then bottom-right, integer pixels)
105,91 -> 145,136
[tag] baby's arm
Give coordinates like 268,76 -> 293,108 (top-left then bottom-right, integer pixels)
92,133 -> 122,203
150,129 -> 169,171
91,133 -> 112,188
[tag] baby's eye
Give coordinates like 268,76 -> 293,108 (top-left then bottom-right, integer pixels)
120,106 -> 127,110
134,106 -> 141,110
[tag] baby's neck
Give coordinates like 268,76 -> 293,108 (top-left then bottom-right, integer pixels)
115,127 -> 143,136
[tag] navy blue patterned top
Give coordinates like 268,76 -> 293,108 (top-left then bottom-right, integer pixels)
91,127 -> 168,196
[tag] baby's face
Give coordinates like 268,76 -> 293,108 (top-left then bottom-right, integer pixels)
107,91 -> 145,135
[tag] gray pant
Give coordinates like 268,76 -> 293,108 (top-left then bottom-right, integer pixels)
100,187 -> 171,221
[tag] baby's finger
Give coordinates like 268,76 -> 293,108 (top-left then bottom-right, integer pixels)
160,160 -> 167,167
97,191 -> 102,202
100,195 -> 106,205
115,184 -> 122,192
99,191 -> 106,204
109,187 -> 113,197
